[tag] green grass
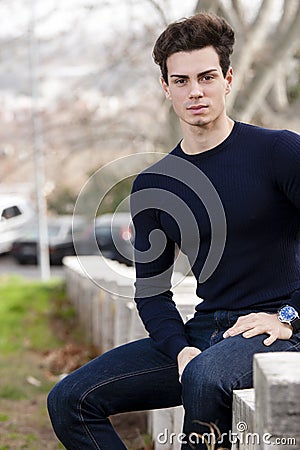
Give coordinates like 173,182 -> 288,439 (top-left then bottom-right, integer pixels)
0,276 -> 149,449
0,413 -> 9,422
0,276 -> 71,403
0,276 -> 70,448
0,276 -> 65,354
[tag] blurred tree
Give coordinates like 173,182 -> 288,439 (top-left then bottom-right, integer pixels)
96,175 -> 136,215
166,0 -> 300,147
0,0 -> 299,199
48,186 -> 78,215
196,0 -> 300,127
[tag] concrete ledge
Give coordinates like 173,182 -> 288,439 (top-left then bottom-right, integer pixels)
62,257 -> 300,450
150,406 -> 184,450
63,255 -> 199,351
254,352 -> 300,450
232,388 -> 255,450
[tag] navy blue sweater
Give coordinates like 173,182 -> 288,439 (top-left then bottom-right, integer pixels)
130,121 -> 300,360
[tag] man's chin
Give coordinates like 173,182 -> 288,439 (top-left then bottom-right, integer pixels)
180,115 -> 213,129
190,118 -> 211,127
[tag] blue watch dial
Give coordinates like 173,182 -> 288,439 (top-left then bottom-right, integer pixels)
278,305 -> 298,323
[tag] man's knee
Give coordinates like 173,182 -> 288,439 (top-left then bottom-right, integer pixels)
181,353 -> 210,389
47,377 -> 78,433
181,351 -> 231,399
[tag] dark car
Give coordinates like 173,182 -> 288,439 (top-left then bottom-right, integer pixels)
75,212 -> 134,265
11,215 -> 86,265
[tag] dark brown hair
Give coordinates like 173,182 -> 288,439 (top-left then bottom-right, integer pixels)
153,12 -> 235,84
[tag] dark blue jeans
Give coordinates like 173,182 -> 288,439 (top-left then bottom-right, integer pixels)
47,309 -> 300,449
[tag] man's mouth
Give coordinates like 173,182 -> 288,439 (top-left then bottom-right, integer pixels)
187,104 -> 209,114
187,104 -> 208,110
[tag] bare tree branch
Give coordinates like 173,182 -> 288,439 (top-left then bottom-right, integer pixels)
231,0 -> 246,28
270,67 -> 289,111
227,0 -> 274,110
277,0 -> 299,34
146,0 -> 170,26
215,1 -> 243,36
239,3 -> 300,122
195,0 -> 219,13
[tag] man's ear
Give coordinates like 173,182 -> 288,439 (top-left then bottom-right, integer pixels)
225,67 -> 233,95
161,77 -> 172,100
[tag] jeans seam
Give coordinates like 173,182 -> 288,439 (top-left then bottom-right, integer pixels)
232,368 -> 254,391
210,328 -> 219,346
77,363 -> 177,449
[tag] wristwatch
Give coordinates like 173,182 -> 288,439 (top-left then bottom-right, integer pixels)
278,305 -> 300,334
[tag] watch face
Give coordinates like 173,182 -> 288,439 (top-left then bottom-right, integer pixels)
278,306 -> 298,323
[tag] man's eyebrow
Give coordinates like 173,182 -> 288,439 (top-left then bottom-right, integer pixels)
170,69 -> 219,78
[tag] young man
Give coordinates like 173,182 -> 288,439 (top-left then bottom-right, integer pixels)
48,13 -> 300,449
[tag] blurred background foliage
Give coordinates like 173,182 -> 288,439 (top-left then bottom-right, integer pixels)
0,0 -> 299,213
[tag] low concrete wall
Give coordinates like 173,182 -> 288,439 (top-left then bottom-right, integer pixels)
63,256 -> 300,450
232,353 -> 300,450
63,255 -> 198,353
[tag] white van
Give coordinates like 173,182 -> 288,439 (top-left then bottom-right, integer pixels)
0,195 -> 35,254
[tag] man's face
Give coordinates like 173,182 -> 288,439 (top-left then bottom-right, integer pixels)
161,46 -> 232,129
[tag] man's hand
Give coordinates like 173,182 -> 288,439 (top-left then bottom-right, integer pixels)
223,312 -> 292,346
177,346 -> 201,381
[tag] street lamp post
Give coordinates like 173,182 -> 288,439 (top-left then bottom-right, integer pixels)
29,0 -> 50,281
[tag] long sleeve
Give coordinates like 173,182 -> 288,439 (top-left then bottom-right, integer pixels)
272,130 -> 300,211
130,175 -> 189,360
272,130 -> 300,310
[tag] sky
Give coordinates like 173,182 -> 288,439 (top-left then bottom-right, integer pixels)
0,0 -> 199,39
0,0 -> 286,45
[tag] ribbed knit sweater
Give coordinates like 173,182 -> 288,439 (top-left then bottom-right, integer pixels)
130,121 -> 300,360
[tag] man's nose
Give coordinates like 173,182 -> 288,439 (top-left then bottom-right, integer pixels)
189,82 -> 204,98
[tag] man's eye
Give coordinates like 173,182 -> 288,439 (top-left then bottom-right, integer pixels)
175,79 -> 186,85
202,75 -> 214,82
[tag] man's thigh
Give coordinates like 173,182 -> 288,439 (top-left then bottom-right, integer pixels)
54,337 -> 182,414
182,333 -> 300,391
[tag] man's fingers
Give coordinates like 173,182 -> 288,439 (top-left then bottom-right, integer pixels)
223,326 -> 245,338
263,334 -> 277,346
242,329 -> 256,338
244,330 -> 278,345
223,313 -> 292,344
177,347 -> 201,382
223,316 -> 255,337
223,313 -> 274,338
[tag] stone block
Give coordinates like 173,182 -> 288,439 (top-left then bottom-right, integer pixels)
232,388 -> 255,450
151,406 -> 184,450
254,352 -> 300,450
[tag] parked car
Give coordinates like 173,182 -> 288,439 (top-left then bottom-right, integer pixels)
75,212 -> 134,265
11,215 -> 86,265
0,195 -> 35,254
